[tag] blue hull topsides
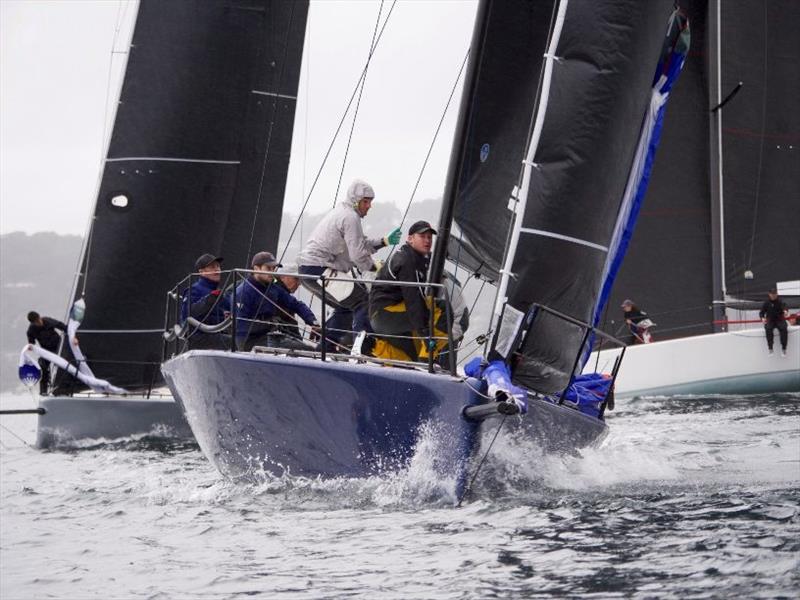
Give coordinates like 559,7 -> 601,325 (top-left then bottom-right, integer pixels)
162,350 -> 607,486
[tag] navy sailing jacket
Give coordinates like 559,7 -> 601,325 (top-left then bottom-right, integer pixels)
181,276 -> 230,325
234,276 -> 317,338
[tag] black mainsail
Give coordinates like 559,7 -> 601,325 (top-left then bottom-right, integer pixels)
606,0 -> 800,342
718,0 -> 800,302
434,0 -> 687,395
439,0 -> 556,284
55,0 -> 308,392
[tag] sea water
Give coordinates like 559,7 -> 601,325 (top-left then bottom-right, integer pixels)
1,391 -> 798,599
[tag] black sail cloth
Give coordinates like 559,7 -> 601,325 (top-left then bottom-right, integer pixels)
445,0 -> 556,283
439,0 -> 677,394
509,1 -> 677,394
55,0 -> 308,393
606,0 -> 800,342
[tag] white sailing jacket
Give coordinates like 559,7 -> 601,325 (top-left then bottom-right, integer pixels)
298,201 -> 384,272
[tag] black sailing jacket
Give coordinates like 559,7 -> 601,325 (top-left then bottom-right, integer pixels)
370,244 -> 430,332
26,317 -> 67,351
759,297 -> 788,323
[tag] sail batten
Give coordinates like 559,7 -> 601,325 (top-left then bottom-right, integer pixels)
519,228 -> 609,253
106,157 -> 242,164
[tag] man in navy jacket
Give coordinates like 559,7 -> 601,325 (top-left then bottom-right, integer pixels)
182,253 -> 231,349
760,288 -> 789,356
235,252 -> 319,351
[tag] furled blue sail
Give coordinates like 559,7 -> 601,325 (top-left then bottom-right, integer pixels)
582,9 -> 691,365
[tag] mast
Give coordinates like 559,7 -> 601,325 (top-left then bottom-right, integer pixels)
708,0 -> 727,332
428,0 -> 490,288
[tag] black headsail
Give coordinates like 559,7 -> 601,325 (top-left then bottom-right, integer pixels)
55,0 -> 308,393
432,0 -> 685,395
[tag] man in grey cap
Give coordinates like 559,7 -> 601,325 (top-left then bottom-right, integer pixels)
297,179 -> 401,352
234,251 -> 319,351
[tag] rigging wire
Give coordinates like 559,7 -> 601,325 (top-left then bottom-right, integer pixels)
457,414 -> 507,507
391,48 -> 471,243
331,1 -> 386,208
0,423 -> 30,448
245,2 -> 299,264
277,1 -> 398,265
746,4 -> 769,271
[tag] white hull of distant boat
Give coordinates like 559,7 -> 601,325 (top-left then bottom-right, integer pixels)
588,326 -> 800,398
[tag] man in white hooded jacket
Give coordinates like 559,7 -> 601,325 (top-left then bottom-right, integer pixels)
298,179 -> 401,352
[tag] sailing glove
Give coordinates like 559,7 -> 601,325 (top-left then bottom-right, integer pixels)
384,227 -> 402,246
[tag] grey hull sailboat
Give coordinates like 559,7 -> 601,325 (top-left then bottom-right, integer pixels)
29,0 -> 308,447
162,0 -> 690,497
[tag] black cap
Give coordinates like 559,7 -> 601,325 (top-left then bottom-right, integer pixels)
251,251 -> 281,268
769,288 -> 778,294
408,220 -> 437,235
195,253 -> 223,270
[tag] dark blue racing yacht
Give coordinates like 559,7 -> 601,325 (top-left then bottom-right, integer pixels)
162,0 -> 690,498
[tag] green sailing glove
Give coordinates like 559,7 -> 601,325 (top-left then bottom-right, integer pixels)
384,227 -> 402,246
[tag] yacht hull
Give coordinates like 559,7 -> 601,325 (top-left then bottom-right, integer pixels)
588,326 -> 800,398
36,396 -> 194,449
162,350 -> 607,486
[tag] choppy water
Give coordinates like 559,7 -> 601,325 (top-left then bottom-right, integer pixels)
1,391 -> 798,599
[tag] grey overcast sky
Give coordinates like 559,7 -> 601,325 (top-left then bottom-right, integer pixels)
0,0 -> 477,235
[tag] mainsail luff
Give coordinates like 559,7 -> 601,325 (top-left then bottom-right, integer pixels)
55,0 -> 308,392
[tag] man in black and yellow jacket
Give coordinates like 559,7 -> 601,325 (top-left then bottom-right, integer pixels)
369,221 -> 447,362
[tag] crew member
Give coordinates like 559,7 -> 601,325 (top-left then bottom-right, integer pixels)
759,288 -> 789,357
271,264 -> 309,341
235,252 -> 319,351
369,221 -> 447,361
621,299 -> 654,344
297,179 -> 400,353
26,311 -> 67,395
182,253 -> 230,349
